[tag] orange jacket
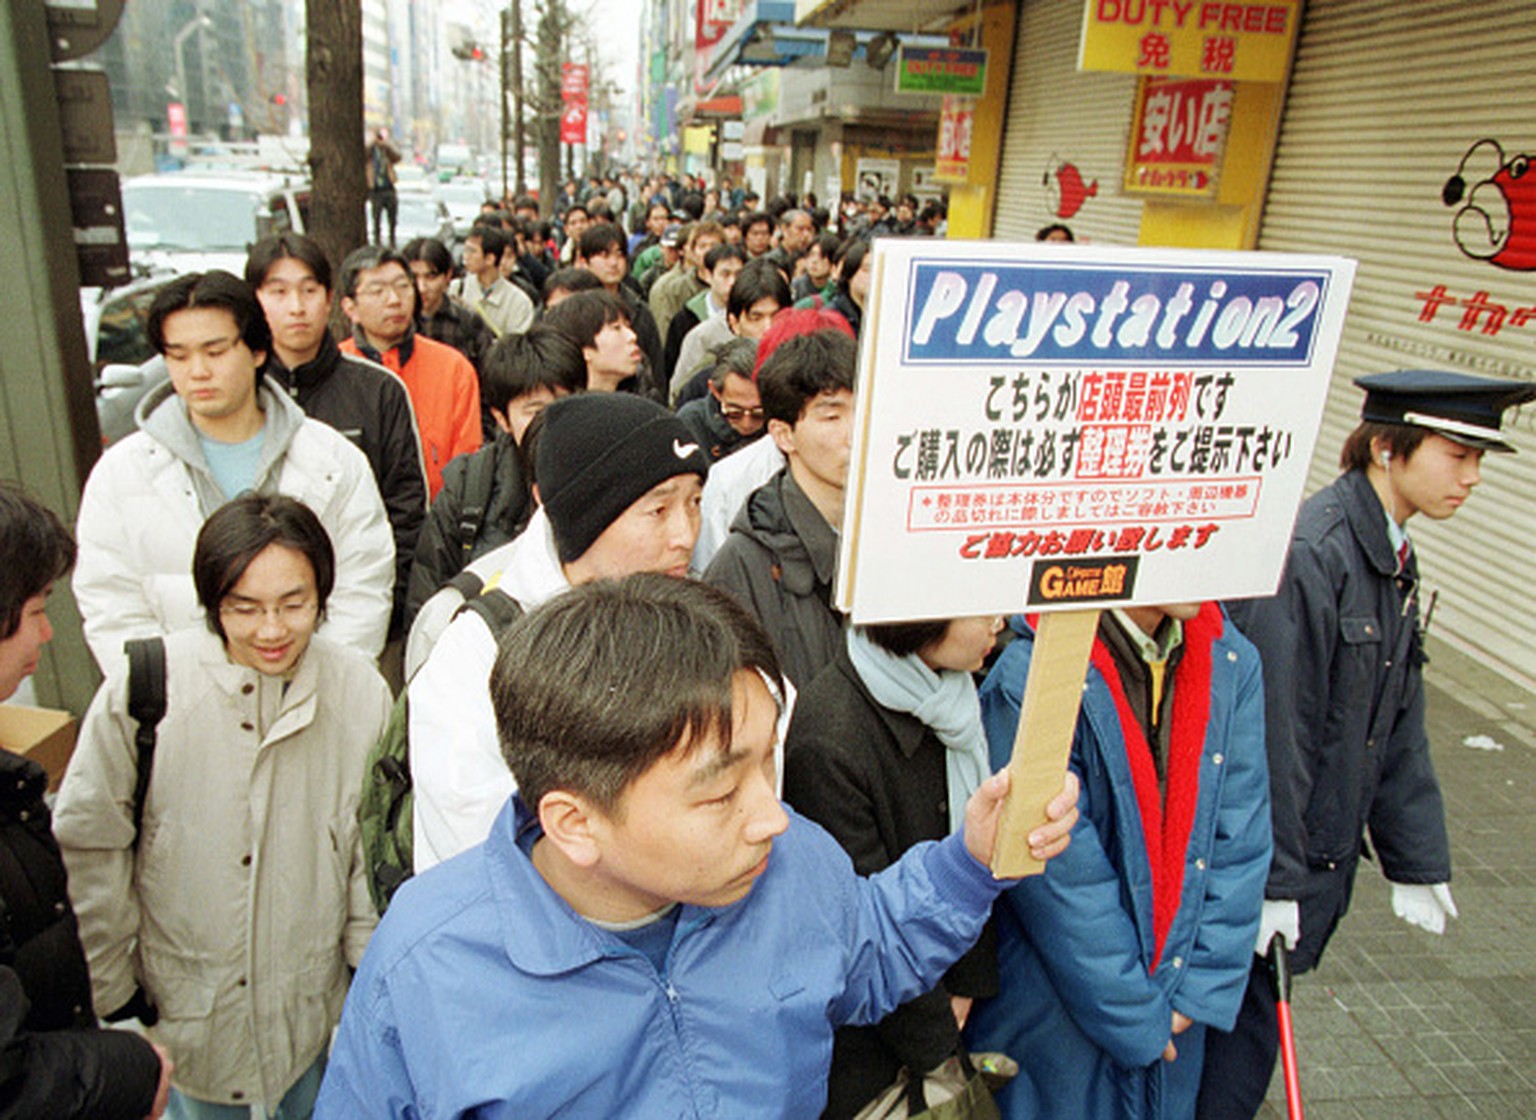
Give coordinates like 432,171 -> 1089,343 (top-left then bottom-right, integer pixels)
341,333 -> 481,497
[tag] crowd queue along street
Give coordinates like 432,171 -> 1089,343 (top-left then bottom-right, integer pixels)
3,1 -> 1535,1118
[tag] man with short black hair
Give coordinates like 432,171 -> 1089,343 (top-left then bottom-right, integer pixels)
543,289 -> 643,393
452,224 -> 536,339
557,203 -> 589,266
74,271 -> 394,665
663,241 -> 745,390
577,224 -> 665,396
672,257 -> 789,404
402,236 -> 495,378
741,210 -> 774,258
704,328 -> 855,688
248,233 -> 427,638
317,574 -> 1080,1118
339,246 -> 483,497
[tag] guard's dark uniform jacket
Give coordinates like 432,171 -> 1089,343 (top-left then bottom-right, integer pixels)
1227,468 -> 1450,972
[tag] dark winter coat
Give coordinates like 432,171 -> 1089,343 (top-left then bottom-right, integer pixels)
404,434 -> 533,632
783,650 -> 996,1118
1226,468 -> 1450,971
265,332 -> 428,633
0,749 -> 160,1119
702,469 -> 843,690
676,394 -> 762,464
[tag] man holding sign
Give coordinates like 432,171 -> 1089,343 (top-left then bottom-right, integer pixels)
1197,369 -> 1536,1119
967,602 -> 1271,1117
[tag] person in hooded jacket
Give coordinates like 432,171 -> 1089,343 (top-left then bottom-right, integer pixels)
703,328 -> 854,690
56,495 -> 391,1120
73,271 -> 394,669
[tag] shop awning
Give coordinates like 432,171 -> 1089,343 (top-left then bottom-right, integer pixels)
795,0 -> 961,30
707,0 -> 949,81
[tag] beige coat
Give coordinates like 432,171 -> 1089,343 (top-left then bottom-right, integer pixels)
54,628 -> 390,1107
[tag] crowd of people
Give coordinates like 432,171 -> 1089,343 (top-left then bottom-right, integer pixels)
1,162 -> 1531,1120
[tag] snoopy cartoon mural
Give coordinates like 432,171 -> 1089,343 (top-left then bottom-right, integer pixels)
1442,138 -> 1536,271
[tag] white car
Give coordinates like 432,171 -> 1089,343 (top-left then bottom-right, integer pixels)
121,171 -> 311,277
434,178 -> 493,239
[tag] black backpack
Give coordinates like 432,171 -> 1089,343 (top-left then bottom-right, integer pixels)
359,582 -> 525,913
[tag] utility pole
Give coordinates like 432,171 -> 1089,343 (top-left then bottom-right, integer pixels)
511,0 -> 526,196
500,6 -> 510,201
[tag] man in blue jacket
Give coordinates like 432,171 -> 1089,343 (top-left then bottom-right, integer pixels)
316,575 -> 1080,1118
968,605 -> 1271,1118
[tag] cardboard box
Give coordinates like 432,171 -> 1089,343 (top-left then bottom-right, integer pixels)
0,705 -> 78,791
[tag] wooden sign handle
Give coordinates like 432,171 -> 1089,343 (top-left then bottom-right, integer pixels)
989,608 -> 1099,878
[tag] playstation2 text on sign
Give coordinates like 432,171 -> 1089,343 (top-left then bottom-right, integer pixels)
836,240 -> 1356,623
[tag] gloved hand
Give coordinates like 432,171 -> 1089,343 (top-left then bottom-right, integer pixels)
1390,882 -> 1458,934
1254,899 -> 1300,956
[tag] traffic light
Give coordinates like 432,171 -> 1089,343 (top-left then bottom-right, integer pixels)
451,42 -> 485,62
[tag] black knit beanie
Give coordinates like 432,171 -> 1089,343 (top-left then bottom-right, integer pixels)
537,393 -> 712,563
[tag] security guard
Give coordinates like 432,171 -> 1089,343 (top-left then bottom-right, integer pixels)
1196,369 -> 1536,1119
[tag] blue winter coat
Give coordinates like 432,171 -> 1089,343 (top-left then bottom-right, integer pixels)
966,610 -> 1271,1119
316,796 -> 1007,1119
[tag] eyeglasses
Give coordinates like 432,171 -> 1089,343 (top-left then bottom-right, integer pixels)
720,404 -> 765,422
356,278 -> 415,301
220,600 -> 318,627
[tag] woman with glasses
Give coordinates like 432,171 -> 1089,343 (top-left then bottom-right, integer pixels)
55,494 -> 392,1120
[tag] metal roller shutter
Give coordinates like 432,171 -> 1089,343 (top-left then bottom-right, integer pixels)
993,0 -> 1142,246
1258,0 -> 1536,690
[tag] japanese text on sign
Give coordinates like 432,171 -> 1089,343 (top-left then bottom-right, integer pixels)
837,240 -> 1355,623
1078,0 -> 1299,82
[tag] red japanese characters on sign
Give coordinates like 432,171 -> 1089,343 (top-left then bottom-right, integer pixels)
934,96 -> 975,183
1124,76 -> 1232,199
695,0 -> 739,93
560,101 -> 587,145
561,63 -> 589,103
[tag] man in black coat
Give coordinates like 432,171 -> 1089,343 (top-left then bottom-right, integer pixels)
0,483 -> 171,1119
247,234 -> 429,639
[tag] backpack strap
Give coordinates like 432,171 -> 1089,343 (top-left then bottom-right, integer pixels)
124,637 -> 167,847
443,568 -> 485,603
455,446 -> 500,563
453,587 -> 525,635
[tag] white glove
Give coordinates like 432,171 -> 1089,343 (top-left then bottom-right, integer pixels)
1390,882 -> 1458,935
1254,899 -> 1300,956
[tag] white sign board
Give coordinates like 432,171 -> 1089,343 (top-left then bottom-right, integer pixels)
836,240 -> 1357,623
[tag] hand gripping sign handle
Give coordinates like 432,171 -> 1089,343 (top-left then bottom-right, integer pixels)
1268,935 -> 1305,1120
990,609 -> 1099,879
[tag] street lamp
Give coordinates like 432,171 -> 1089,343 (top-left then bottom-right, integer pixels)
173,13 -> 214,121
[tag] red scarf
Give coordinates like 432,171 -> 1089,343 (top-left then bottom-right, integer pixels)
1088,604 -> 1222,971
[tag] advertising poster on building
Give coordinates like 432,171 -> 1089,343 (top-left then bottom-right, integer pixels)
1078,0 -> 1300,81
1123,76 -> 1233,198
837,240 -> 1357,622
855,158 -> 900,202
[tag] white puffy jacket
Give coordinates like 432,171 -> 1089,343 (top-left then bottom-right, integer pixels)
74,381 -> 394,667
